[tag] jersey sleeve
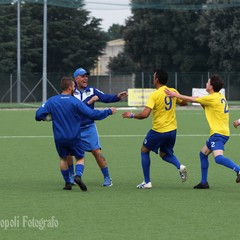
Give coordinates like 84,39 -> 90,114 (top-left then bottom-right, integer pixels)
35,101 -> 51,121
76,100 -> 112,120
94,88 -> 119,103
196,95 -> 212,105
145,92 -> 155,109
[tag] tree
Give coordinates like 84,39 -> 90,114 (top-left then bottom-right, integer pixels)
197,7 -> 240,71
107,23 -> 124,40
123,0 -> 210,72
47,7 -> 108,73
0,5 -> 17,73
107,52 -> 134,74
0,3 -> 108,74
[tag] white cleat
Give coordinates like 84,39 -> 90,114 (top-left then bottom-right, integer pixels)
136,181 -> 152,189
179,165 -> 188,182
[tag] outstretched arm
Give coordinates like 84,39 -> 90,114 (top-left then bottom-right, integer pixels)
118,91 -> 128,100
122,107 -> 151,120
164,89 -> 197,103
78,100 -> 117,120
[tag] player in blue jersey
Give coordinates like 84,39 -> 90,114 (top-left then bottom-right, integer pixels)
166,74 -> 240,189
67,68 -> 128,187
35,77 -> 116,191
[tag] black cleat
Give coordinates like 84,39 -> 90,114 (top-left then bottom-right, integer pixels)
63,182 -> 72,190
193,182 -> 210,189
236,172 -> 240,183
74,176 -> 87,191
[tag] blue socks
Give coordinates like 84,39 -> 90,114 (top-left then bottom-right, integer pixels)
68,164 -> 74,176
101,167 -> 110,178
215,155 -> 240,172
199,152 -> 240,184
141,152 -> 151,183
199,151 -> 209,184
75,164 -> 84,177
61,169 -> 70,183
141,153 -> 181,183
162,154 -> 181,169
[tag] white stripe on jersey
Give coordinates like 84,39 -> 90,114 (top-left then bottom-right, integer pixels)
74,88 -> 94,102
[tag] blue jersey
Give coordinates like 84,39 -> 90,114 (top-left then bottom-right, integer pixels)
35,94 -> 112,143
73,86 -> 119,126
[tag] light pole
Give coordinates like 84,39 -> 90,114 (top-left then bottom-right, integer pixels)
17,0 -> 21,103
42,0 -> 47,102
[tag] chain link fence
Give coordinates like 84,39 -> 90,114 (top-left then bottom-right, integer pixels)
1,72 -> 240,103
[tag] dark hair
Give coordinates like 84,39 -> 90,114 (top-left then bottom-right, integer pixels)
154,69 -> 168,85
60,77 -> 74,91
210,74 -> 223,92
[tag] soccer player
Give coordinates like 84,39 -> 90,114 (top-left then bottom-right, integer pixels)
122,69 -> 188,189
67,67 -> 128,187
165,74 -> 240,189
35,77 -> 117,191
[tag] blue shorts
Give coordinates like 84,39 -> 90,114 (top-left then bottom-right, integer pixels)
55,139 -> 84,159
143,129 -> 177,155
80,123 -> 101,151
206,133 -> 229,151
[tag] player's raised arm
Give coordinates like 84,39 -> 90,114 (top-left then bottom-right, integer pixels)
164,89 -> 197,103
117,91 -> 128,99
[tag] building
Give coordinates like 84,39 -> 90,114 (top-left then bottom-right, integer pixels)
92,38 -> 125,76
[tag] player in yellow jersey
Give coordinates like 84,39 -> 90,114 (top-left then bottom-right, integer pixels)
122,69 -> 188,189
165,74 -> 240,189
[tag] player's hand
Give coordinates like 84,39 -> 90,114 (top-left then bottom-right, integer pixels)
164,89 -> 177,97
110,107 -> 117,115
122,112 -> 132,118
118,91 -> 128,99
233,119 -> 240,128
87,95 -> 99,105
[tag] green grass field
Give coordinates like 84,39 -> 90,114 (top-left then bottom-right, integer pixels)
0,107 -> 240,239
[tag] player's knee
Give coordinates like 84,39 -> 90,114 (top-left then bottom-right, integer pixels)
159,152 -> 166,158
141,145 -> 147,153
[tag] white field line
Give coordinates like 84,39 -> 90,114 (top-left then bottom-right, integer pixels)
0,134 -> 240,139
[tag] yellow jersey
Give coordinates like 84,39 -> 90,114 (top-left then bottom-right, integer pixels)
145,86 -> 183,133
196,92 -> 229,136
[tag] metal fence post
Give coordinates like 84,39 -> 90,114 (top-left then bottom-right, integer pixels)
175,72 -> 177,89
141,72 -> 144,88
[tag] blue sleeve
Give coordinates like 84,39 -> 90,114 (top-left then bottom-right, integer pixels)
94,88 -> 119,103
77,100 -> 112,120
35,101 -> 50,121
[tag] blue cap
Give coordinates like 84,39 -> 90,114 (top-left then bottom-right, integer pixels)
73,68 -> 89,78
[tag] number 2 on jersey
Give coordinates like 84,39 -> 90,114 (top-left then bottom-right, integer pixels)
221,98 -> 229,113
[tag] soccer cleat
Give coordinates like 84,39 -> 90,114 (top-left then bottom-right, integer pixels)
179,165 -> 188,182
136,181 -> 152,189
236,171 -> 240,183
193,182 -> 210,189
63,182 -> 72,190
102,177 -> 113,187
74,176 -> 87,191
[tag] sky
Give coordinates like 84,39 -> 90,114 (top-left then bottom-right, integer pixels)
84,0 -> 132,31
